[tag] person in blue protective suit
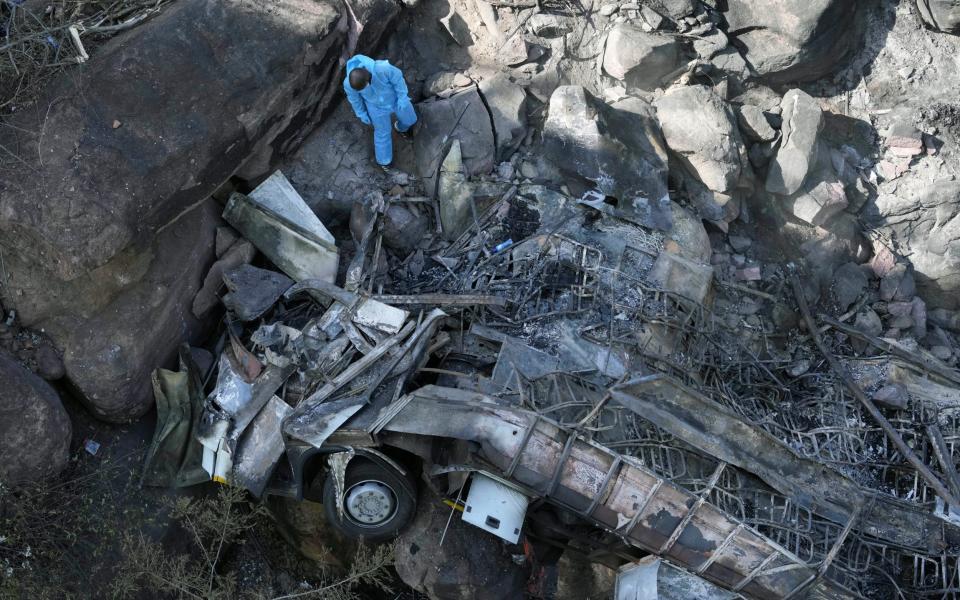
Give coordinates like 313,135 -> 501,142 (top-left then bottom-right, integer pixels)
343,54 -> 417,171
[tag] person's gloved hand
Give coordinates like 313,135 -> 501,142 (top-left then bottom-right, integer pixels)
359,113 -> 371,126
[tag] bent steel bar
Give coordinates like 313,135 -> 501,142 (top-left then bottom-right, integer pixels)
610,373 -> 960,553
380,385 -> 862,599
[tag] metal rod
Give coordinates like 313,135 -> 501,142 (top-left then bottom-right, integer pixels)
791,275 -> 960,509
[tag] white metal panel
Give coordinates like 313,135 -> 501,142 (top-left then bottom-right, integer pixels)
462,473 -> 529,544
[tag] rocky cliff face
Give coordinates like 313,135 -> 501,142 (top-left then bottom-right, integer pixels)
0,0 -> 399,422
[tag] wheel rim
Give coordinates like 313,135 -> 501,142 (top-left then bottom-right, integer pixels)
344,480 -> 397,527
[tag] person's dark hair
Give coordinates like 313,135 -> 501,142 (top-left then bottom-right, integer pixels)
349,67 -> 371,91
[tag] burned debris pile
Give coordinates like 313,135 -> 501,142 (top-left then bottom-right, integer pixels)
140,149 -> 960,599
135,5 -> 960,591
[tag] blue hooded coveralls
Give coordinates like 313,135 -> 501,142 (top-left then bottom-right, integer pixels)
343,55 -> 417,167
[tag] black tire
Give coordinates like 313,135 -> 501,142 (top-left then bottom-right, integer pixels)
322,458 -> 417,542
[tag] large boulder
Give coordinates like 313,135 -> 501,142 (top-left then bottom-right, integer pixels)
414,87 -> 496,195
766,89 -> 823,196
602,26 -> 683,91
871,181 -> 960,310
654,86 -> 744,194
543,86 -> 670,206
285,103 -> 386,228
722,0 -> 859,83
395,490 -> 527,599
478,74 -> 528,162
48,200 -> 222,422
646,0 -> 697,19
917,0 -> 960,33
0,0 -> 399,421
0,353 -> 72,484
783,164 -> 848,227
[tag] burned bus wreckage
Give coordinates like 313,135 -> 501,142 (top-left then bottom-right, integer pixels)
144,171 -> 960,599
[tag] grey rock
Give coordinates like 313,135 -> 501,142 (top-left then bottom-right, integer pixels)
0,353 -> 71,484
527,62 -> 562,103
880,264 -> 917,303
728,235 -> 752,253
748,142 -> 775,169
382,204 -> 430,254
215,226 -> 241,258
528,14 -> 573,37
872,181 -> 960,309
49,200 -> 222,422
708,46 -> 752,80
437,140 -> 476,241
855,309 -> 883,337
423,71 -> 472,97
679,171 -> 735,224
599,3 -> 618,16
440,6 -> 473,46
693,27 -> 729,60
543,86 -> 670,212
917,0 -> 960,33
766,90 -> 823,195
35,344 -> 66,381
887,301 -> 914,318
722,0 -> 859,83
519,160 -> 539,179
497,33 -> 531,67
192,240 -> 256,318
286,103 -> 393,228
772,304 -> 800,331
886,117 -> 924,158
646,0 -> 697,19
873,383 -> 909,410
912,296 -> 928,339
831,262 -> 867,311
783,170 -> 848,227
890,315 -> 915,331
190,346 -> 215,376
654,86 -> 744,194
930,308 -> 960,332
930,345 -> 954,361
395,489 -> 527,600
602,25 -> 683,91
478,74 -> 528,162
414,87 -> 496,195
737,105 -> 778,142
222,265 -> 294,322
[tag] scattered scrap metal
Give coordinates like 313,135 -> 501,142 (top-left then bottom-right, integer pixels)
144,170 -> 960,599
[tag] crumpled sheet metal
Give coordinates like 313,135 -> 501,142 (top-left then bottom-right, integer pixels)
208,352 -> 254,416
579,189 -> 674,232
284,309 -> 448,447
285,278 -> 409,335
615,557 -> 736,600
380,385 -> 857,599
223,185 -> 339,287
232,395 -> 293,497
